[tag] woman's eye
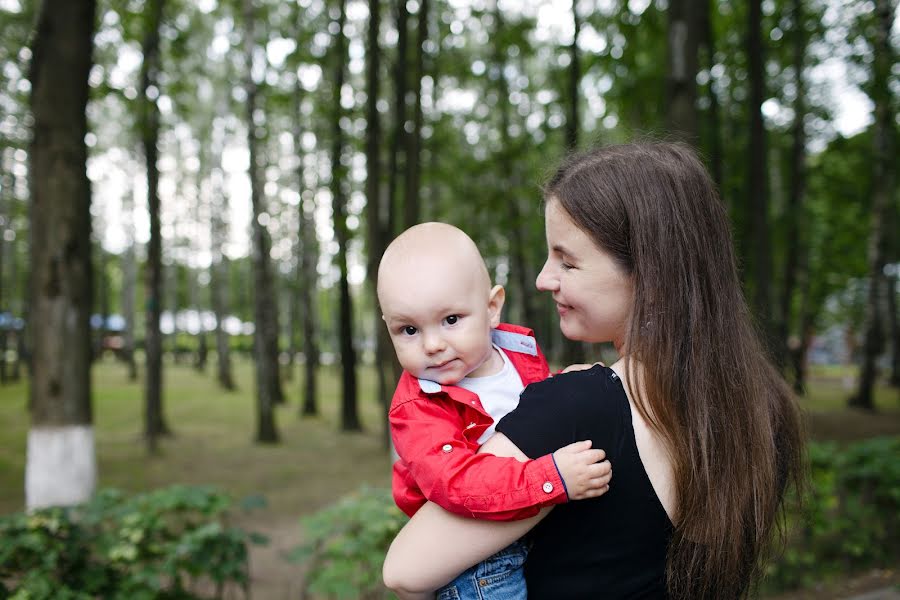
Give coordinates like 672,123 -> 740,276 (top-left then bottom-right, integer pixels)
445,315 -> 459,325
561,261 -> 574,271
402,326 -> 417,336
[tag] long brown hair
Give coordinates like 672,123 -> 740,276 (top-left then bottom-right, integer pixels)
544,142 -> 804,599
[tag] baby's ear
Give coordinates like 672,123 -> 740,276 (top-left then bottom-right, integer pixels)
487,285 -> 505,327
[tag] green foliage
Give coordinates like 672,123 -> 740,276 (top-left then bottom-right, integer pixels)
0,486 -> 265,599
764,437 -> 900,593
291,486 -> 406,600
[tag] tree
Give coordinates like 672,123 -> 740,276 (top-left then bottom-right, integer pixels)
666,0 -> 700,141
26,0 -> 97,509
746,0 -> 774,346
851,0 -> 896,410
140,0 -> 171,453
329,0 -> 361,432
243,0 -> 282,442
776,0 -> 809,370
365,0 -> 392,434
292,10 -> 320,415
402,0 -> 427,229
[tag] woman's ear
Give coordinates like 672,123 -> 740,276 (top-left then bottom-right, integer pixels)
487,285 -> 506,327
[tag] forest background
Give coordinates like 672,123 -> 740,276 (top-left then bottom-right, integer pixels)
0,0 -> 898,597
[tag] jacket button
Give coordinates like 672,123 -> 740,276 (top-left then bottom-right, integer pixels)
442,444 -> 452,453
542,482 -> 554,493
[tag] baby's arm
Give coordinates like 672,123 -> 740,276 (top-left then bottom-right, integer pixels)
392,397 -> 569,520
384,433 -> 551,599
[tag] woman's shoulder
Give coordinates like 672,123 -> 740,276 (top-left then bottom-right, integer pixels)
523,364 -> 628,416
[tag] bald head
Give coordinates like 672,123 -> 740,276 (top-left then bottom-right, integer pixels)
377,222 -> 491,303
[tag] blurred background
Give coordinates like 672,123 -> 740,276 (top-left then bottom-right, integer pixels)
1,0 -> 898,597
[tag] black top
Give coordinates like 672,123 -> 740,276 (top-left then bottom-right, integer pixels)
496,365 -> 673,599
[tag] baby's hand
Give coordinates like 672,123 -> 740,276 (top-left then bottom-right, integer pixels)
553,440 -> 612,500
561,361 -> 606,373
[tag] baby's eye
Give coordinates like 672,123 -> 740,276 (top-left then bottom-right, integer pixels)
444,315 -> 460,325
561,261 -> 574,271
402,326 -> 417,336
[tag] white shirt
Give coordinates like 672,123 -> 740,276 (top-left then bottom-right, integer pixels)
457,346 -> 525,445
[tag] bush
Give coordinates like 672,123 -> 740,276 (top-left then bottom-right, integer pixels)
764,436 -> 900,593
291,486 -> 406,600
0,486 -> 267,599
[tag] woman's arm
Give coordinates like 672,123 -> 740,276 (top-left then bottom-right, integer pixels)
382,433 -> 550,600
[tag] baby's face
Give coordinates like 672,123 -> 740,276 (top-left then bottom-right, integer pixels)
380,258 -> 501,385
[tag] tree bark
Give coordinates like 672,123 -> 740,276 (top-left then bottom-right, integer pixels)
402,0 -> 427,230
666,0 -> 700,142
293,43 -> 320,416
747,0 -> 774,347
700,0 -> 723,190
365,0 -> 392,441
121,184 -> 138,381
244,0 -> 282,441
331,0 -> 361,432
26,0 -> 97,509
851,0 -> 894,410
0,155 -> 9,384
387,0 -> 409,237
560,0 -> 585,366
140,0 -> 170,453
777,0 -> 807,370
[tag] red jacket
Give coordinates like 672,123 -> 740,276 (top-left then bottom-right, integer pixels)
390,323 -> 567,521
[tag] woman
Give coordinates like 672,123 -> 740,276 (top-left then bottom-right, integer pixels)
383,142 -> 805,599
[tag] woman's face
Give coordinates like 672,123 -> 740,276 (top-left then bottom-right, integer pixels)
536,198 -> 634,350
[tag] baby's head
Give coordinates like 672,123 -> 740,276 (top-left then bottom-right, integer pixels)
377,223 -> 505,385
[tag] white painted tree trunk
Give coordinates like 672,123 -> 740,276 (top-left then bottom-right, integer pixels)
25,426 -> 96,510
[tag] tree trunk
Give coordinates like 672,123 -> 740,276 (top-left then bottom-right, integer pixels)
140,0 -> 170,453
244,0 -> 281,441
121,185 -> 138,381
747,0 -> 774,347
365,0 -> 391,440
0,156 -> 9,384
851,0 -> 894,410
493,4 -> 537,331
293,50 -> 320,417
887,268 -> 899,388
777,0 -> 807,371
93,246 -> 109,361
700,0 -> 723,189
402,0 -> 427,230
666,0 -> 700,142
560,0 -> 585,366
331,0 -> 361,432
387,0 -> 409,237
26,0 -> 97,510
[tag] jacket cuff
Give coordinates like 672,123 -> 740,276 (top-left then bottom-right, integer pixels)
531,454 -> 568,506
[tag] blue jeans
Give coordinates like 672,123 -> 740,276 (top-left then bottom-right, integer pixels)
436,540 -> 528,600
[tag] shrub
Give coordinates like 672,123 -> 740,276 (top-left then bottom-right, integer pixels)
291,486 -> 406,600
763,436 -> 900,593
0,485 -> 267,599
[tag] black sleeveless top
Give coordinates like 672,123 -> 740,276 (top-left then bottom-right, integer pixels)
496,365 -> 673,599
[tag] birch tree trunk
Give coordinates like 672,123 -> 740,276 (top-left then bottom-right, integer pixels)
140,0 -> 171,453
26,0 -> 97,509
244,0 -> 282,441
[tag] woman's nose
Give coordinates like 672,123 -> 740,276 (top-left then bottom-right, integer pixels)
535,261 -> 556,291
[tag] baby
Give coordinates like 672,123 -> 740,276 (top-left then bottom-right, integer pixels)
378,222 -> 609,599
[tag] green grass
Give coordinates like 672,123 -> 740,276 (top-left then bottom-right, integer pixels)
0,358 -> 897,517
0,357 -> 392,516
